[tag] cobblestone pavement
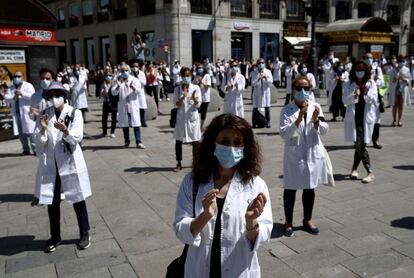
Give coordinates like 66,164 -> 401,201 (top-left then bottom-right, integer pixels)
1,88 -> 414,278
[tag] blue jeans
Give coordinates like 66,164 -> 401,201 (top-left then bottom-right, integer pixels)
122,127 -> 141,145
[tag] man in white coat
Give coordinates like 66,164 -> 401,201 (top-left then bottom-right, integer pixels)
130,60 -> 148,127
272,57 -> 283,88
222,61 -> 246,118
68,64 -> 89,122
322,53 -> 338,97
30,68 -> 54,133
172,59 -> 182,86
252,58 -> 273,128
4,71 -> 36,155
36,82 -> 92,253
112,65 -> 145,149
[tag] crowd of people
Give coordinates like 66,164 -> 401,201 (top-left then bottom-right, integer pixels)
0,45 -> 412,276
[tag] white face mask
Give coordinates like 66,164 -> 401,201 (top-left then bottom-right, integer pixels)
57,77 -> 62,82
52,96 -> 65,108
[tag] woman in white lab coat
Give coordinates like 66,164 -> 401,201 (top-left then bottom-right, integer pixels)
328,62 -> 348,121
173,67 -> 202,171
68,65 -> 88,121
252,58 -> 274,128
390,56 -> 412,127
279,76 -> 329,237
222,61 -> 246,118
284,59 -> 299,105
173,113 -> 273,278
35,82 -> 92,253
112,65 -> 145,149
130,60 -> 148,127
342,61 -> 377,183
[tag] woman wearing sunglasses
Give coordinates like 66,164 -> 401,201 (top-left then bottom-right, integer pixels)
173,114 -> 273,277
279,76 -> 329,237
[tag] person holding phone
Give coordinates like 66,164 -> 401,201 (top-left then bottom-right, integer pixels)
173,67 -> 201,172
279,76 -> 329,237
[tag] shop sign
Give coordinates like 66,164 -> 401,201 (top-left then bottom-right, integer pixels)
233,23 -> 250,31
0,50 -> 26,64
329,45 -> 348,53
371,45 -> 384,52
0,26 -> 56,42
283,22 -> 307,37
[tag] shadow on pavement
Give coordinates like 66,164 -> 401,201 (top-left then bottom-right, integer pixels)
82,145 -> 125,151
0,153 -> 24,158
0,194 -> 35,203
391,217 -> 414,230
324,145 -> 354,152
333,174 -> 351,181
0,236 -> 77,256
393,165 -> 414,171
270,223 -> 285,239
124,166 -> 177,174
255,131 -> 280,136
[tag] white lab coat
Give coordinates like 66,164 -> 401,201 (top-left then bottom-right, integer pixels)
386,66 -> 398,104
35,104 -> 91,204
304,72 -> 317,102
252,68 -> 273,108
272,61 -> 283,81
285,65 -> 299,95
112,76 -> 142,127
322,58 -> 338,93
173,83 -> 202,143
173,173 -> 273,278
200,74 -> 211,103
279,101 -> 329,189
133,70 -> 148,109
391,66 -> 412,106
4,81 -> 36,135
68,73 -> 88,109
30,89 -> 49,133
342,80 -> 378,144
328,71 -> 349,108
172,65 -> 182,85
222,73 -> 246,118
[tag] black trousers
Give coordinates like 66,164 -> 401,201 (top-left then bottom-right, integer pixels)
372,123 -> 380,143
146,85 -> 159,109
102,102 -> 117,135
48,173 -> 90,240
283,189 -> 315,223
140,109 -> 147,126
353,126 -> 371,173
284,94 -> 291,106
175,140 -> 199,162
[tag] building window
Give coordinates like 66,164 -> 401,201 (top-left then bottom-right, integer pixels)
286,0 -> 305,20
259,0 -> 279,19
358,3 -> 372,18
116,34 -> 128,63
164,0 -> 172,4
317,0 -> 329,22
69,3 -> 80,27
98,0 -> 112,22
191,0 -> 212,14
114,0 -> 127,19
57,8 -> 66,28
260,33 -> 279,62
84,38 -> 95,69
231,0 -> 252,18
71,39 -> 81,64
82,0 -> 93,25
387,5 -> 399,25
336,1 -> 351,20
139,0 -> 156,16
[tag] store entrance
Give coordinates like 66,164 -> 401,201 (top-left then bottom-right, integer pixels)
231,32 -> 252,61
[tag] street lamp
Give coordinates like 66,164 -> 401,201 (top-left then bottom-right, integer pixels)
306,0 -> 320,79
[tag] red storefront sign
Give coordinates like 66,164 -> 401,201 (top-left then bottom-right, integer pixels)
0,26 -> 56,43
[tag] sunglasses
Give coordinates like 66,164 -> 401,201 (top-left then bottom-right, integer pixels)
14,75 -> 22,78
295,86 -> 311,91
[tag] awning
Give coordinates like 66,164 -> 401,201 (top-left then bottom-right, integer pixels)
284,36 -> 311,50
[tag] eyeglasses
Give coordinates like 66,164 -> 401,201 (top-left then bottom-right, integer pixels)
295,86 -> 311,91
14,75 -> 22,78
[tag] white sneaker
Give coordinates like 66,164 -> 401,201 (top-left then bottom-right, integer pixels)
362,174 -> 375,183
110,133 -> 116,138
350,170 -> 359,180
166,97 -> 170,101
137,143 -> 146,149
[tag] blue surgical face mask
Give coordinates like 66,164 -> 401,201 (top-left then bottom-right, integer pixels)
355,71 -> 365,79
121,71 -> 129,79
337,66 -> 344,72
182,76 -> 191,84
105,75 -> 113,81
295,89 -> 310,101
399,61 -> 406,68
366,58 -> 373,66
197,68 -> 204,75
214,143 -> 244,169
41,79 -> 51,90
258,63 -> 265,71
300,68 -> 307,75
13,77 -> 22,86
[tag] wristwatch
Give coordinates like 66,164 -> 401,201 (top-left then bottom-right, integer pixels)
246,222 -> 259,232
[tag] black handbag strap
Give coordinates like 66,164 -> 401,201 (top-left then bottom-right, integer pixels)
179,178 -> 200,263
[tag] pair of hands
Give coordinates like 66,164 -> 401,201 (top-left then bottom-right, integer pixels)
355,85 -> 368,97
201,189 -> 267,221
14,89 -> 21,100
298,103 -> 320,123
40,114 -> 68,133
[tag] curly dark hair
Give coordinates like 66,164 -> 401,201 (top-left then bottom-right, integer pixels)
192,113 -> 262,185
349,60 -> 370,83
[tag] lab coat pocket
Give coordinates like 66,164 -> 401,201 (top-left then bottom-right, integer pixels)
189,111 -> 199,122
